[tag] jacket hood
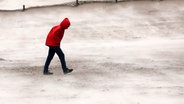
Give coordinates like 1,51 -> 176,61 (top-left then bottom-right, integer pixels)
60,18 -> 70,29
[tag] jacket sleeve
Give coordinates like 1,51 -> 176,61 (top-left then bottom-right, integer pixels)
53,27 -> 63,46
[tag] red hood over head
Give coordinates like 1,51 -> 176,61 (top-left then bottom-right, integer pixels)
60,18 -> 70,29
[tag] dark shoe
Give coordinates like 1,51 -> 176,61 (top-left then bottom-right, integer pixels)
43,71 -> 53,75
64,68 -> 73,74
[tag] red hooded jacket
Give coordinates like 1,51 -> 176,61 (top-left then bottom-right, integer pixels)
45,18 -> 70,46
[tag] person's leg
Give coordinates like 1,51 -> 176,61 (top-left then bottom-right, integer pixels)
44,47 -> 55,73
54,47 -> 67,72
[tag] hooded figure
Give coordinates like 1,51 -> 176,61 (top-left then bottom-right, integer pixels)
46,18 -> 70,46
44,18 -> 73,75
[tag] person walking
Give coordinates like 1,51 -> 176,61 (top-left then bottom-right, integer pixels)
44,18 -> 73,75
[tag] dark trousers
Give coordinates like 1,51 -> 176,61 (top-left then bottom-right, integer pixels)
44,46 -> 67,73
